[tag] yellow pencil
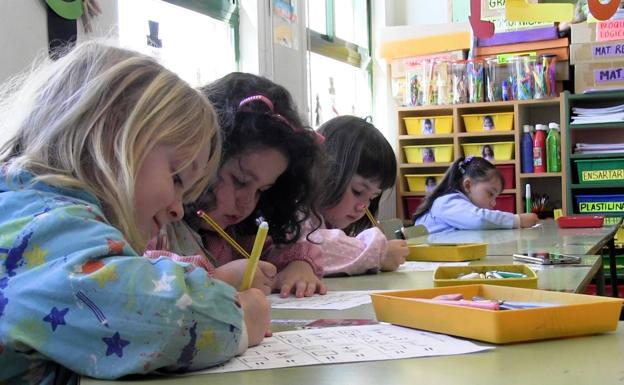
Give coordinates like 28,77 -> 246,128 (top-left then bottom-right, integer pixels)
365,208 -> 380,228
196,210 -> 250,259
240,221 -> 269,291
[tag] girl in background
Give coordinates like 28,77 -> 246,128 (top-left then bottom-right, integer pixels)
413,156 -> 538,233
306,116 -> 408,276
169,73 -> 328,298
0,42 -> 269,383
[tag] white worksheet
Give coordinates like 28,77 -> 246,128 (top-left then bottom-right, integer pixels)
397,261 -> 470,272
192,324 -> 493,374
269,291 -> 378,310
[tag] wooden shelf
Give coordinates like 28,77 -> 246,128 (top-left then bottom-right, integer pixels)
519,172 -> 563,178
570,152 -> 624,159
569,122 -> 624,130
456,131 -> 516,137
570,183 -> 624,189
399,162 -> 453,169
398,134 -> 454,140
395,98 -> 565,220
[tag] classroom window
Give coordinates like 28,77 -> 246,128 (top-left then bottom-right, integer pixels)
117,0 -> 238,87
307,0 -> 372,127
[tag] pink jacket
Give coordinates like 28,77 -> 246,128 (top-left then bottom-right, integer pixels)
303,220 -> 388,276
167,221 -> 324,277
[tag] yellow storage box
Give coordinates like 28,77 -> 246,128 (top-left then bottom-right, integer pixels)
404,173 -> 444,192
462,112 -> 514,132
371,284 -> 624,344
461,142 -> 514,161
403,144 -> 454,164
404,115 -> 453,135
406,243 -> 487,262
433,264 -> 537,289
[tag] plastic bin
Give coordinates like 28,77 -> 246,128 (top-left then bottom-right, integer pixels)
404,173 -> 445,192
433,264 -> 537,289
494,194 -> 516,213
557,215 -> 605,228
575,194 -> 624,214
575,158 -> 624,185
404,144 -> 454,164
371,285 -> 624,344
403,115 -> 453,135
496,164 -> 515,189
404,196 -> 424,218
461,142 -> 514,161
407,243 -> 487,262
461,112 -> 514,132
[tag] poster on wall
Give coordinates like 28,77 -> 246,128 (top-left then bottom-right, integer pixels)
273,0 -> 298,49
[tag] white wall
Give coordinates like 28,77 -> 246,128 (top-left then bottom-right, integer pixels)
0,0 -> 118,85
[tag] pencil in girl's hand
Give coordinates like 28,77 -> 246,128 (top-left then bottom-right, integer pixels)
364,208 -> 380,228
196,210 -> 250,258
240,221 -> 268,291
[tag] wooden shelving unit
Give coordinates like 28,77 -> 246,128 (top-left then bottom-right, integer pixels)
396,98 -> 567,221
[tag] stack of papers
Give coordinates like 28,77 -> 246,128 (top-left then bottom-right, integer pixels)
575,143 -> 624,154
571,104 -> 624,125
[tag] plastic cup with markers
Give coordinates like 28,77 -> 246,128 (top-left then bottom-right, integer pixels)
485,57 -> 501,102
466,59 -> 484,104
451,60 -> 468,104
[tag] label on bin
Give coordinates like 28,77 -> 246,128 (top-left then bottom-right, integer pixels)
592,42 -> 624,58
579,201 -> 624,213
582,169 -> 624,182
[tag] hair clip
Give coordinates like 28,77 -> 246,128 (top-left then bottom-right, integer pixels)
465,155 -> 475,163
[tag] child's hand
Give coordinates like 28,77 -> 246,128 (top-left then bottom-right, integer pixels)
273,260 -> 327,298
213,260 -> 276,294
381,239 -> 409,272
519,213 -> 539,228
237,288 -> 270,347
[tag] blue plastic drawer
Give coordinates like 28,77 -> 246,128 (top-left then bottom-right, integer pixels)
575,194 -> 624,214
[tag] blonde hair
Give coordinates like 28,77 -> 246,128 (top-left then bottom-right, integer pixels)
0,41 -> 221,251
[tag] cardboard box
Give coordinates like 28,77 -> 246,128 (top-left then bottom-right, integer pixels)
572,20 -> 624,44
371,284 -> 624,344
570,40 -> 624,64
574,61 -> 624,93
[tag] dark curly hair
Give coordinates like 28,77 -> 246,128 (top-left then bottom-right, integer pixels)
184,72 -> 326,244
317,116 -> 397,236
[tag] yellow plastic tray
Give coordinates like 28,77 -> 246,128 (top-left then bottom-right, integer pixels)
462,112 -> 514,132
461,142 -> 514,161
404,173 -> 445,192
371,284 -> 624,344
407,243 -> 487,262
403,144 -> 454,164
404,115 -> 453,135
433,264 -> 537,289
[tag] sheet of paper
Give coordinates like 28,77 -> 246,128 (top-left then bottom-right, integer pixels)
269,291 -> 379,310
192,324 -> 493,375
398,261 -> 470,272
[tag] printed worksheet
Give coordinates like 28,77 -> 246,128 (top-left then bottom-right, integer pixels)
269,291 -> 379,310
397,261 -> 470,272
192,324 -> 493,374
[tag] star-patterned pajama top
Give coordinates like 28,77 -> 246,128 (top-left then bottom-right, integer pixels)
0,169 -> 245,384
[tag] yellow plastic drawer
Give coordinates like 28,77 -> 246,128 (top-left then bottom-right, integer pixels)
461,142 -> 514,161
433,264 -> 537,289
371,285 -> 624,344
406,243 -> 487,262
404,173 -> 444,192
462,112 -> 514,132
404,115 -> 453,135
404,144 -> 454,164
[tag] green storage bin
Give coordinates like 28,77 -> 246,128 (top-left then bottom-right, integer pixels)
575,158 -> 624,185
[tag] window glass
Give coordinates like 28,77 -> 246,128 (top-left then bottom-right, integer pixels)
118,0 -> 236,87
335,0 -> 368,48
309,52 -> 371,127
